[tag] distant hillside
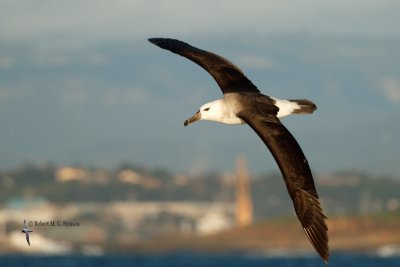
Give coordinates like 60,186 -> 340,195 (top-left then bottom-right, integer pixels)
125,214 -> 400,254
1,164 -> 400,218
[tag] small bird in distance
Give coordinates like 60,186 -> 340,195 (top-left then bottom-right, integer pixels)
21,220 -> 33,246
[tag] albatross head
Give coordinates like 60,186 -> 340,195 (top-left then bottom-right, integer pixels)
184,99 -> 243,126
184,99 -> 225,126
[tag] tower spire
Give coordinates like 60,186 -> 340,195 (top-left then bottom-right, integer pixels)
235,155 -> 253,226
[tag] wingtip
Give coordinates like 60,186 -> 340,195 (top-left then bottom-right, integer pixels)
304,226 -> 329,264
148,37 -> 162,46
321,251 -> 329,264
148,38 -> 190,52
148,37 -> 172,49
294,189 -> 329,263
148,37 -> 159,42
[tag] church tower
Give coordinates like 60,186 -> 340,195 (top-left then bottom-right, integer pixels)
235,155 -> 253,226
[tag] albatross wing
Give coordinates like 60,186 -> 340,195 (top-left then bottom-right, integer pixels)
25,232 -> 30,246
148,38 -> 259,94
237,110 -> 329,263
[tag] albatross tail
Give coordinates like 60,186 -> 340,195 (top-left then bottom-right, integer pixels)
289,99 -> 317,114
273,98 -> 317,118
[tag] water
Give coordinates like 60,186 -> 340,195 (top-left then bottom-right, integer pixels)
0,252 -> 399,267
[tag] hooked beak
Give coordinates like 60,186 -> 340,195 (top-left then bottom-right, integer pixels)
184,110 -> 201,126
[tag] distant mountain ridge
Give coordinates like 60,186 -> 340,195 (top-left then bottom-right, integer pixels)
1,164 -> 399,218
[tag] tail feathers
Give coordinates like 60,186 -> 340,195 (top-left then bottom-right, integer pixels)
289,99 -> 317,114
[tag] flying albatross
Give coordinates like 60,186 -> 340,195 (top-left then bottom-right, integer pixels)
22,220 -> 33,246
148,38 -> 329,263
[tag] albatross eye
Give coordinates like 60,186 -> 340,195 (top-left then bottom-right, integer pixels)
203,107 -> 210,111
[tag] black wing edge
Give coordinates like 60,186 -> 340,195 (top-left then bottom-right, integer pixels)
238,113 -> 329,263
149,38 -> 192,53
295,188 -> 329,263
148,37 -> 260,94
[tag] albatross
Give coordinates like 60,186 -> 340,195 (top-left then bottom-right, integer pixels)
22,220 -> 33,246
148,38 -> 329,263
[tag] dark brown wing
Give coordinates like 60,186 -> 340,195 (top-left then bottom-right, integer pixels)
26,233 -> 30,246
148,38 -> 259,94
238,111 -> 329,263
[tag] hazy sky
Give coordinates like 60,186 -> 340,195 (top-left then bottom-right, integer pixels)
1,1 -> 399,176
1,1 -> 400,41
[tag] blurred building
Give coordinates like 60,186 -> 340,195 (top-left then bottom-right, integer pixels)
235,156 -> 253,226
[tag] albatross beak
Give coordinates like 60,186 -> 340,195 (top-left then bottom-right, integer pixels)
184,110 -> 201,126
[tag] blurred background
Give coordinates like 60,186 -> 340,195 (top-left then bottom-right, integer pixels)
0,0 -> 399,264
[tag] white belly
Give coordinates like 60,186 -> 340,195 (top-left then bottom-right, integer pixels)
217,116 -> 245,125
